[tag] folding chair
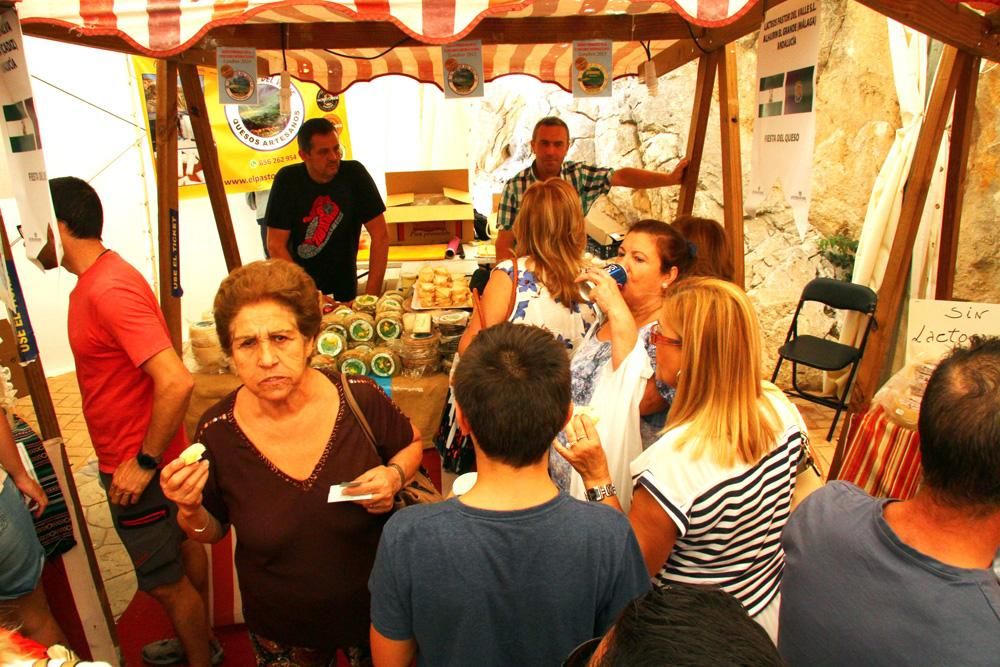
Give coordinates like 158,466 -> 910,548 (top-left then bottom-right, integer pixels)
771,277 -> 877,441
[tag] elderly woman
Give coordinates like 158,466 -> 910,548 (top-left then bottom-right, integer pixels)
555,220 -> 694,507
161,260 -> 423,667
557,278 -> 807,643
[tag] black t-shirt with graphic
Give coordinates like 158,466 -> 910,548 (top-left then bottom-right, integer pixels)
265,161 -> 386,300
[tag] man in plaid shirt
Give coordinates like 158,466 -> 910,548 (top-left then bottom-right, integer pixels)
494,116 -> 688,260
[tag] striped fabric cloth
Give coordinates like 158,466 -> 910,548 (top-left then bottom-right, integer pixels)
834,405 -> 923,500
14,415 -> 76,557
631,389 -> 805,615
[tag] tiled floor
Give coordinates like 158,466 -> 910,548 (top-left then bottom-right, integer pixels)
14,372 -> 844,620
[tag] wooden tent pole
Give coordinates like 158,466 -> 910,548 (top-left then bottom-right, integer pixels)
0,217 -> 60,440
935,53 -> 980,300
155,60 -> 182,353
677,50 -> 720,216
178,63 -> 242,273
717,42 -> 745,288
829,46 -> 965,478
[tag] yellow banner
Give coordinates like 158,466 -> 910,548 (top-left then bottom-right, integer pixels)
133,57 -> 352,200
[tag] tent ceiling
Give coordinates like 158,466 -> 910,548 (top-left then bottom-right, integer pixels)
13,0 -> 1000,94
15,0 -> 763,92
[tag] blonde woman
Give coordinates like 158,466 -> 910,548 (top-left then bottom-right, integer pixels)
458,178 -> 597,354
557,278 -> 807,643
437,179 -> 597,478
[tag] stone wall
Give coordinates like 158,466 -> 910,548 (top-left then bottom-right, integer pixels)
468,0 -> 998,388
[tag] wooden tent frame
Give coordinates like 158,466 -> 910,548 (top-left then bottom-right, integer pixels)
2,0 -> 998,539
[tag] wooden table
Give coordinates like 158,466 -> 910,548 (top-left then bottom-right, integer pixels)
186,371 -> 450,449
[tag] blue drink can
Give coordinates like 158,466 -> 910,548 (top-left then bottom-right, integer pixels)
580,263 -> 628,301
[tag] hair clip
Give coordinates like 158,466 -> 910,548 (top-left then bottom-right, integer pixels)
687,240 -> 698,258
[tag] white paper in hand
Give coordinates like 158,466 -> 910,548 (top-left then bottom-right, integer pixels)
327,483 -> 373,503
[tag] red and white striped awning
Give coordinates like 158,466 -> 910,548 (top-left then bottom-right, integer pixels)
15,0 -> 762,92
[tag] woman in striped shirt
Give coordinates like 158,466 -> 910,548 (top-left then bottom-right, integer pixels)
557,277 -> 807,643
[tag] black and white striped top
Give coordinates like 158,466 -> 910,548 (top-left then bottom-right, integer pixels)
630,386 -> 806,616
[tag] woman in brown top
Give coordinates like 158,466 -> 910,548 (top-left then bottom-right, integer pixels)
161,260 -> 424,667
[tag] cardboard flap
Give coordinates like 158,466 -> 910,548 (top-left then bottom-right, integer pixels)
442,187 -> 472,204
385,192 -> 416,207
385,169 -> 469,196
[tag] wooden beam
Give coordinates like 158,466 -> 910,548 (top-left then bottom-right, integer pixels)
155,60 -> 183,354
644,0 -> 792,78
853,0 -> 1000,64
178,63 -> 242,273
935,52 -> 980,300
717,42 -> 745,288
833,46 -> 965,479
677,51 -> 719,216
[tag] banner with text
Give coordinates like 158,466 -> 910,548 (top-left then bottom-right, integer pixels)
133,57 -> 352,199
906,299 -> 1000,363
572,40 -> 613,98
0,7 -> 61,272
746,0 -> 821,238
441,41 -> 484,99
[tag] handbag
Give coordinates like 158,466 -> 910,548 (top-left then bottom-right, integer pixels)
340,374 -> 443,508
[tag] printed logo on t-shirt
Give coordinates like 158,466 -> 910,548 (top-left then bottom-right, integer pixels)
297,195 -> 344,259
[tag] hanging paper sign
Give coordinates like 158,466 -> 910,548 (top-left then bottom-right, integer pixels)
906,299 -> 1000,363
134,58 -> 352,199
0,7 -> 61,270
572,40 -> 613,98
217,47 -> 259,105
746,0 -> 821,239
441,41 -> 484,99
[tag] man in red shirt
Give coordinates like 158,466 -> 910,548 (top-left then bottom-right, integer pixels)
39,177 -> 215,666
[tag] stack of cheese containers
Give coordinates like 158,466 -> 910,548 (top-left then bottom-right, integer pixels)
189,317 -> 225,372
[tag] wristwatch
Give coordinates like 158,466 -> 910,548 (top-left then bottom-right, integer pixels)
585,483 -> 617,502
136,451 -> 161,471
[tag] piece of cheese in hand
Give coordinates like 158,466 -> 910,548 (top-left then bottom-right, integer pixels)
573,405 -> 601,425
179,442 -> 206,465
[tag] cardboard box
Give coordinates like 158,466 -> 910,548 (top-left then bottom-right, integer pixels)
585,207 -> 627,260
384,169 -> 475,245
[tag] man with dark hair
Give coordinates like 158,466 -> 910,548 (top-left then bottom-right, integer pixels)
778,337 -> 1000,666
566,585 -> 782,667
39,176 -> 218,667
265,117 -> 388,301
369,323 -> 649,667
494,115 -> 688,260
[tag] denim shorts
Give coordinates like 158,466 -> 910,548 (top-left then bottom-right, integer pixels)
0,474 -> 46,600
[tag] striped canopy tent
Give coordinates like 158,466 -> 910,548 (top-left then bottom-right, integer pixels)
16,0 -> 765,94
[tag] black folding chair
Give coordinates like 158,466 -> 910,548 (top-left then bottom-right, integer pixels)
771,277 -> 877,441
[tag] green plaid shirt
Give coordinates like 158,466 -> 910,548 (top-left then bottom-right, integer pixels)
496,161 -> 614,231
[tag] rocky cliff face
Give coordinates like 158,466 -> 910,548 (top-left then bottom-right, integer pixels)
468,0 -> 998,387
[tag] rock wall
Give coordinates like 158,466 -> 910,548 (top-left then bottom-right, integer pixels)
468,0 -> 998,387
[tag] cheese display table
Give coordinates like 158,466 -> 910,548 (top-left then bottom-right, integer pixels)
185,371 -> 449,450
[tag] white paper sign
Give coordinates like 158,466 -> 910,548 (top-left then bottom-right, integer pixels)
906,298 -> 1000,363
217,47 -> 259,105
327,483 -> 373,503
0,7 -> 60,272
572,40 -> 613,98
441,41 -> 484,99
746,0 -> 821,238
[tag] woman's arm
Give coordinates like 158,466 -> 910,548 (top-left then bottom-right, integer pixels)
458,268 -> 515,355
555,415 -> 676,576
345,426 -> 424,515
578,268 -> 637,370
160,457 -> 224,544
0,416 -> 47,516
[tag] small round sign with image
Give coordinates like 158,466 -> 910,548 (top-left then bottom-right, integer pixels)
447,64 -> 479,96
316,90 -> 340,112
578,64 -> 608,95
225,71 -> 256,102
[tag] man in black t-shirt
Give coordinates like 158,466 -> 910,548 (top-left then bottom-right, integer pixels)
265,118 -> 388,301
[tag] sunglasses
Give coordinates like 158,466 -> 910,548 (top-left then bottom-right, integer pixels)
649,322 -> 682,348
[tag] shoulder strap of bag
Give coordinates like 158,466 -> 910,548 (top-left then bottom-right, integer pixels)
472,250 -> 520,330
340,373 -> 378,457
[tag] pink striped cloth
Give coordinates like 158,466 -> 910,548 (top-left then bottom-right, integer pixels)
835,405 -> 923,500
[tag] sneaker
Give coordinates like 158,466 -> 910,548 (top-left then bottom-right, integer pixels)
141,637 -> 224,665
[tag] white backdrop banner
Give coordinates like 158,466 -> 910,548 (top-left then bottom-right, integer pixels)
746,0 -> 821,239
0,7 -> 60,270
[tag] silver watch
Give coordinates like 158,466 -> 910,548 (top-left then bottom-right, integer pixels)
585,483 -> 617,502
